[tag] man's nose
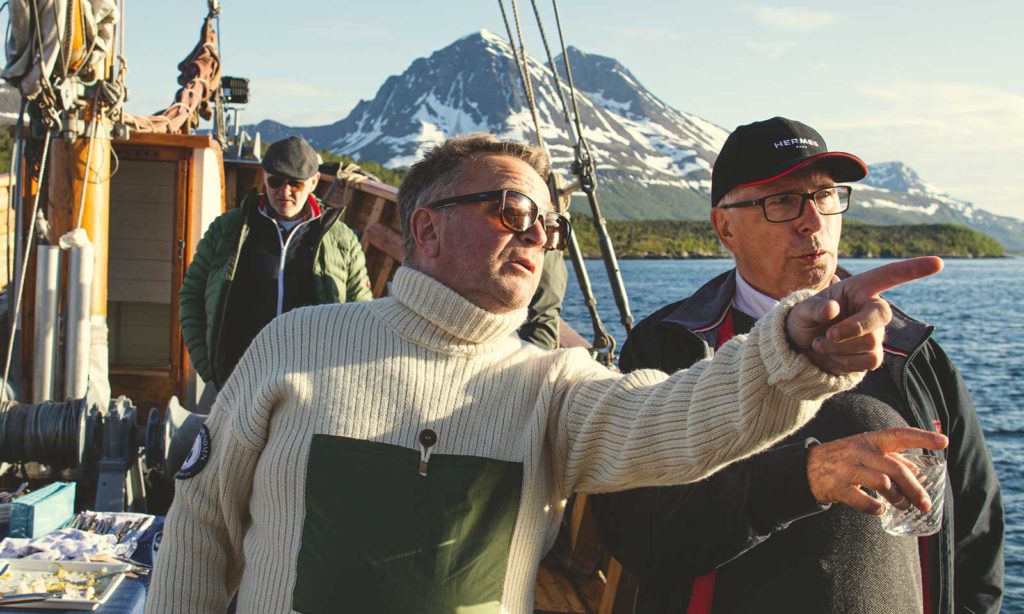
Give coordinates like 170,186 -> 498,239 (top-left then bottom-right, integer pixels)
796,195 -> 825,233
519,215 -> 547,247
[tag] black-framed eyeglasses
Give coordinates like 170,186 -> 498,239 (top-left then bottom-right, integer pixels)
427,189 -> 572,251
266,174 -> 308,190
717,185 -> 852,223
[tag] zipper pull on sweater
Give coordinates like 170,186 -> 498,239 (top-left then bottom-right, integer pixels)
418,429 -> 438,477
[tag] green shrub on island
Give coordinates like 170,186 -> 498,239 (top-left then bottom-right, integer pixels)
568,215 -> 1004,258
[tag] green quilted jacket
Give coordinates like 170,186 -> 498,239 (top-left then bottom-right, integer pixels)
179,190 -> 372,386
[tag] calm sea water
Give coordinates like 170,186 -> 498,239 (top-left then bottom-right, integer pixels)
563,258 -> 1024,611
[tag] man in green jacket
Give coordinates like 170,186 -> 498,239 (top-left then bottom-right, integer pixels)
179,135 -> 372,392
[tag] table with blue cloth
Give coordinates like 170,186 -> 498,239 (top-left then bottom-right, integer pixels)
1,518 -> 162,614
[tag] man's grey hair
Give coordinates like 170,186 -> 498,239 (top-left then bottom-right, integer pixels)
398,133 -> 550,260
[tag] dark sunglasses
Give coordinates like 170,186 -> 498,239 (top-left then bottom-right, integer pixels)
427,189 -> 572,251
266,174 -> 308,190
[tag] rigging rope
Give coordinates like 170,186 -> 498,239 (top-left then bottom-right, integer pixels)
497,1 -> 528,100
497,0 -> 618,363
548,0 -> 634,336
505,0 -> 545,151
528,0 -> 575,144
2,130 -> 52,402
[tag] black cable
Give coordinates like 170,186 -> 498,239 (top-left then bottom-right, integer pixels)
0,399 -> 85,468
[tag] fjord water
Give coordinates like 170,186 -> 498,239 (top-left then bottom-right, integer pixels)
563,258 -> 1024,610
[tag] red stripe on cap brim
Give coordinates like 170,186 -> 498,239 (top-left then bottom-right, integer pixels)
737,152 -> 868,189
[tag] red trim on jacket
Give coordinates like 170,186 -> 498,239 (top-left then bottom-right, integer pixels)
257,194 -> 322,220
686,309 -> 738,614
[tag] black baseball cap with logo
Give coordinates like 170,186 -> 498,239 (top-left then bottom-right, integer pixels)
711,117 -> 868,206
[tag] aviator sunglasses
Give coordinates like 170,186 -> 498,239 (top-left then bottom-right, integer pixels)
266,174 -> 308,190
428,189 -> 572,251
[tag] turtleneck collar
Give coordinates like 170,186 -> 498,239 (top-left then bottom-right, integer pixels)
381,267 -> 528,348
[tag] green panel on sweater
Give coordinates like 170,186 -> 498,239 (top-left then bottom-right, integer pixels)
293,434 -> 523,614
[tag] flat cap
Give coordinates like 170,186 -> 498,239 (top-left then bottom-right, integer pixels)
262,136 -> 319,180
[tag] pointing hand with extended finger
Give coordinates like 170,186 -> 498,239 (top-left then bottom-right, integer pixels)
806,427 -> 949,515
786,256 -> 944,375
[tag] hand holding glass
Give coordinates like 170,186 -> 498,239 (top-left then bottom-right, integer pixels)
880,453 -> 946,537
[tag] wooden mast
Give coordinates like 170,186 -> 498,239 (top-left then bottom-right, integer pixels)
48,114 -> 112,320
45,0 -> 114,402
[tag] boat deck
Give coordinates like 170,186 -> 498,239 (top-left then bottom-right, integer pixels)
535,549 -> 606,613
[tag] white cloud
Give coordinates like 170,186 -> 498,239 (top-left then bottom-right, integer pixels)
818,80 -> 1024,218
736,5 -> 841,30
619,27 -> 687,44
846,81 -> 1024,152
745,41 -> 798,59
244,79 -> 357,126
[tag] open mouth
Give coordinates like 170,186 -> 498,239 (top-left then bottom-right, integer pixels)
798,250 -> 827,262
510,258 -> 536,274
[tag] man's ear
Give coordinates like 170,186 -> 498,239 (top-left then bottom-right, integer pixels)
409,207 -> 441,259
711,207 -> 739,253
308,173 -> 320,192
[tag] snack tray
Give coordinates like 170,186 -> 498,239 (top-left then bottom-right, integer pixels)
0,558 -> 132,610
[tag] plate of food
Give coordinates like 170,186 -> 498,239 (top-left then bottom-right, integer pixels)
0,559 -> 132,610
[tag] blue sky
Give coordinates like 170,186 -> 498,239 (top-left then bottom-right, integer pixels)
123,1 -> 1023,219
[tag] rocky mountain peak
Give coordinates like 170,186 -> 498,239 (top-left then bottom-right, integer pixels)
863,161 -> 942,197
244,32 -> 1022,250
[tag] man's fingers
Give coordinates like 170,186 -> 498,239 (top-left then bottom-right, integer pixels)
885,486 -> 913,511
796,296 -> 841,329
826,297 -> 891,343
837,487 -> 887,516
864,427 -> 949,454
841,256 -> 943,298
862,455 -> 933,512
812,328 -> 883,355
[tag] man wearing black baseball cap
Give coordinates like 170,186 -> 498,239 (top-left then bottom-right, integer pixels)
593,117 -> 1003,613
179,135 -> 372,397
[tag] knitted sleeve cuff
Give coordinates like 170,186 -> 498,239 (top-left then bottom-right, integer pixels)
757,289 -> 865,400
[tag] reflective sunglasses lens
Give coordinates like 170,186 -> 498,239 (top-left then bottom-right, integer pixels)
267,175 -> 303,190
543,215 -> 570,251
501,191 -> 539,232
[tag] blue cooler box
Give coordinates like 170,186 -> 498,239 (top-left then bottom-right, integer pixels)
8,482 -> 76,538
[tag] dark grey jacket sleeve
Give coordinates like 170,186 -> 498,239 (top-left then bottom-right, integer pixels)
591,320 -> 828,581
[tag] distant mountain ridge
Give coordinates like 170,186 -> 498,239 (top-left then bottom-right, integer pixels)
249,30 -> 1024,252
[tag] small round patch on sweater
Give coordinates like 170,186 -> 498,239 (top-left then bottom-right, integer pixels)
176,425 -> 211,479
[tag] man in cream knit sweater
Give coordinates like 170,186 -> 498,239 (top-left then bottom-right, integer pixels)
147,134 -> 945,614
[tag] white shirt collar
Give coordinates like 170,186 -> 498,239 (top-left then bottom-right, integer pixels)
732,271 -> 778,320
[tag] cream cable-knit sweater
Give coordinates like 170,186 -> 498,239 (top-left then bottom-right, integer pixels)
147,268 -> 861,614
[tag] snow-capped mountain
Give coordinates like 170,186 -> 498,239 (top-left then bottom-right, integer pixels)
253,30 -> 727,220
251,31 -> 1023,251
853,162 -> 1024,252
